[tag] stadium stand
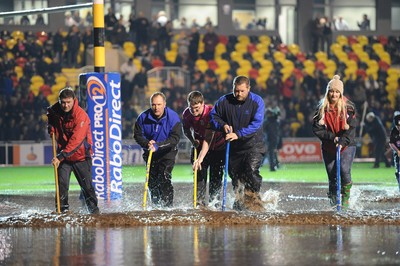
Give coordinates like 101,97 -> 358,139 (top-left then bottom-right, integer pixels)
0,16 -> 399,148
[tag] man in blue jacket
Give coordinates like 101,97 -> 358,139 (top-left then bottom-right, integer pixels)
210,75 -> 266,212
134,92 -> 181,207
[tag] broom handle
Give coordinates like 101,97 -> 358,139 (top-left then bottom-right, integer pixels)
52,133 -> 61,214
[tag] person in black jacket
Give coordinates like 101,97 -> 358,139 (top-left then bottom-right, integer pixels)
210,75 -> 266,212
389,112 -> 400,192
364,112 -> 391,168
264,107 -> 282,171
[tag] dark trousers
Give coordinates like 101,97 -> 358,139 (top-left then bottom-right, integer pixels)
146,153 -> 177,207
192,148 -> 225,204
57,159 -> 98,213
322,146 -> 356,195
229,149 -> 264,193
267,143 -> 279,171
373,141 -> 390,167
394,153 -> 400,183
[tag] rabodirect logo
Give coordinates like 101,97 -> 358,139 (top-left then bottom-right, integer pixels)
87,76 -> 107,106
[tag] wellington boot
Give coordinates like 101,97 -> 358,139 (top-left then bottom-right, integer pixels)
233,192 -> 244,211
341,183 -> 352,210
327,192 -> 336,207
243,190 -> 265,212
232,182 -> 245,211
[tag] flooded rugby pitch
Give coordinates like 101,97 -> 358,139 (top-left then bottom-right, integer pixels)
1,182 -> 400,265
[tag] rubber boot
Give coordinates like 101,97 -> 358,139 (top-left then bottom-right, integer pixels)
341,183 -> 352,210
232,182 -> 245,211
196,179 -> 207,208
243,189 -> 265,212
327,192 -> 336,207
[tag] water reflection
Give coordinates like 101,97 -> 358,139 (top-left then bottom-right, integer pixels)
1,225 -> 400,265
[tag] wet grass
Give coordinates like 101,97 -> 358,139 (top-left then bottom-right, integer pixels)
0,162 -> 395,193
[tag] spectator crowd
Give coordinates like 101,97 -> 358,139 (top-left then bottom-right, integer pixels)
0,9 -> 400,163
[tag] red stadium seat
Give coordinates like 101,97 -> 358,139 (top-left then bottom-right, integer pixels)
378,35 -> 388,46
219,35 -> 228,45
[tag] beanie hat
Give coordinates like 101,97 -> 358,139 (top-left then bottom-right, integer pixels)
327,75 -> 344,95
394,114 -> 400,126
366,112 -> 375,122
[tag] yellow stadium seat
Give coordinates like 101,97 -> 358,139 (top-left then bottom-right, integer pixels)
55,75 -> 67,84
217,72 -> 228,81
290,122 -> 302,136
47,93 -> 59,104
230,51 -> 243,62
234,42 -> 247,53
133,58 -> 142,70
372,43 -> 384,53
123,41 -> 136,57
251,50 -> 265,62
105,41 -> 113,48
303,59 -> 315,68
387,67 -> 399,75
330,43 -> 341,54
169,42 -> 178,52
259,59 -> 273,70
378,52 -> 391,65
11,30 -> 24,40
258,35 -> 271,46
238,35 -> 250,44
315,51 -> 328,62
195,59 -> 208,73
336,35 -> 348,46
257,75 -> 268,87
297,112 -> 305,123
357,52 -> 370,63
325,59 -> 337,69
357,35 -> 368,46
304,66 -> 315,76
366,68 -> 378,80
31,75 -> 44,84
198,41 -> 204,54
215,58 -> 230,70
15,65 -> 23,79
6,39 -> 16,50
288,44 -> 300,55
256,42 -> 269,53
237,59 -> 252,69
6,52 -> 14,60
351,43 -> 363,54
273,51 -> 286,63
366,59 -> 378,69
281,59 -> 294,70
165,50 -> 177,64
236,67 -> 251,76
345,59 -> 357,69
344,67 -> 357,79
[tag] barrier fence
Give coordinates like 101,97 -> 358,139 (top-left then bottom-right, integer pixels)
0,138 -> 328,166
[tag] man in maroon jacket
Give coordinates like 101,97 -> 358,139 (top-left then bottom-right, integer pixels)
47,87 -> 99,214
182,91 -> 225,207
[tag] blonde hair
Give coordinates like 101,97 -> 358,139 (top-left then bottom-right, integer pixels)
314,75 -> 349,130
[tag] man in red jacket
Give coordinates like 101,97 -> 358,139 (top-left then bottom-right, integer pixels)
47,87 -> 99,214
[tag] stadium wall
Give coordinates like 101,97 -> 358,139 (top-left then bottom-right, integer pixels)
0,138 -> 323,166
